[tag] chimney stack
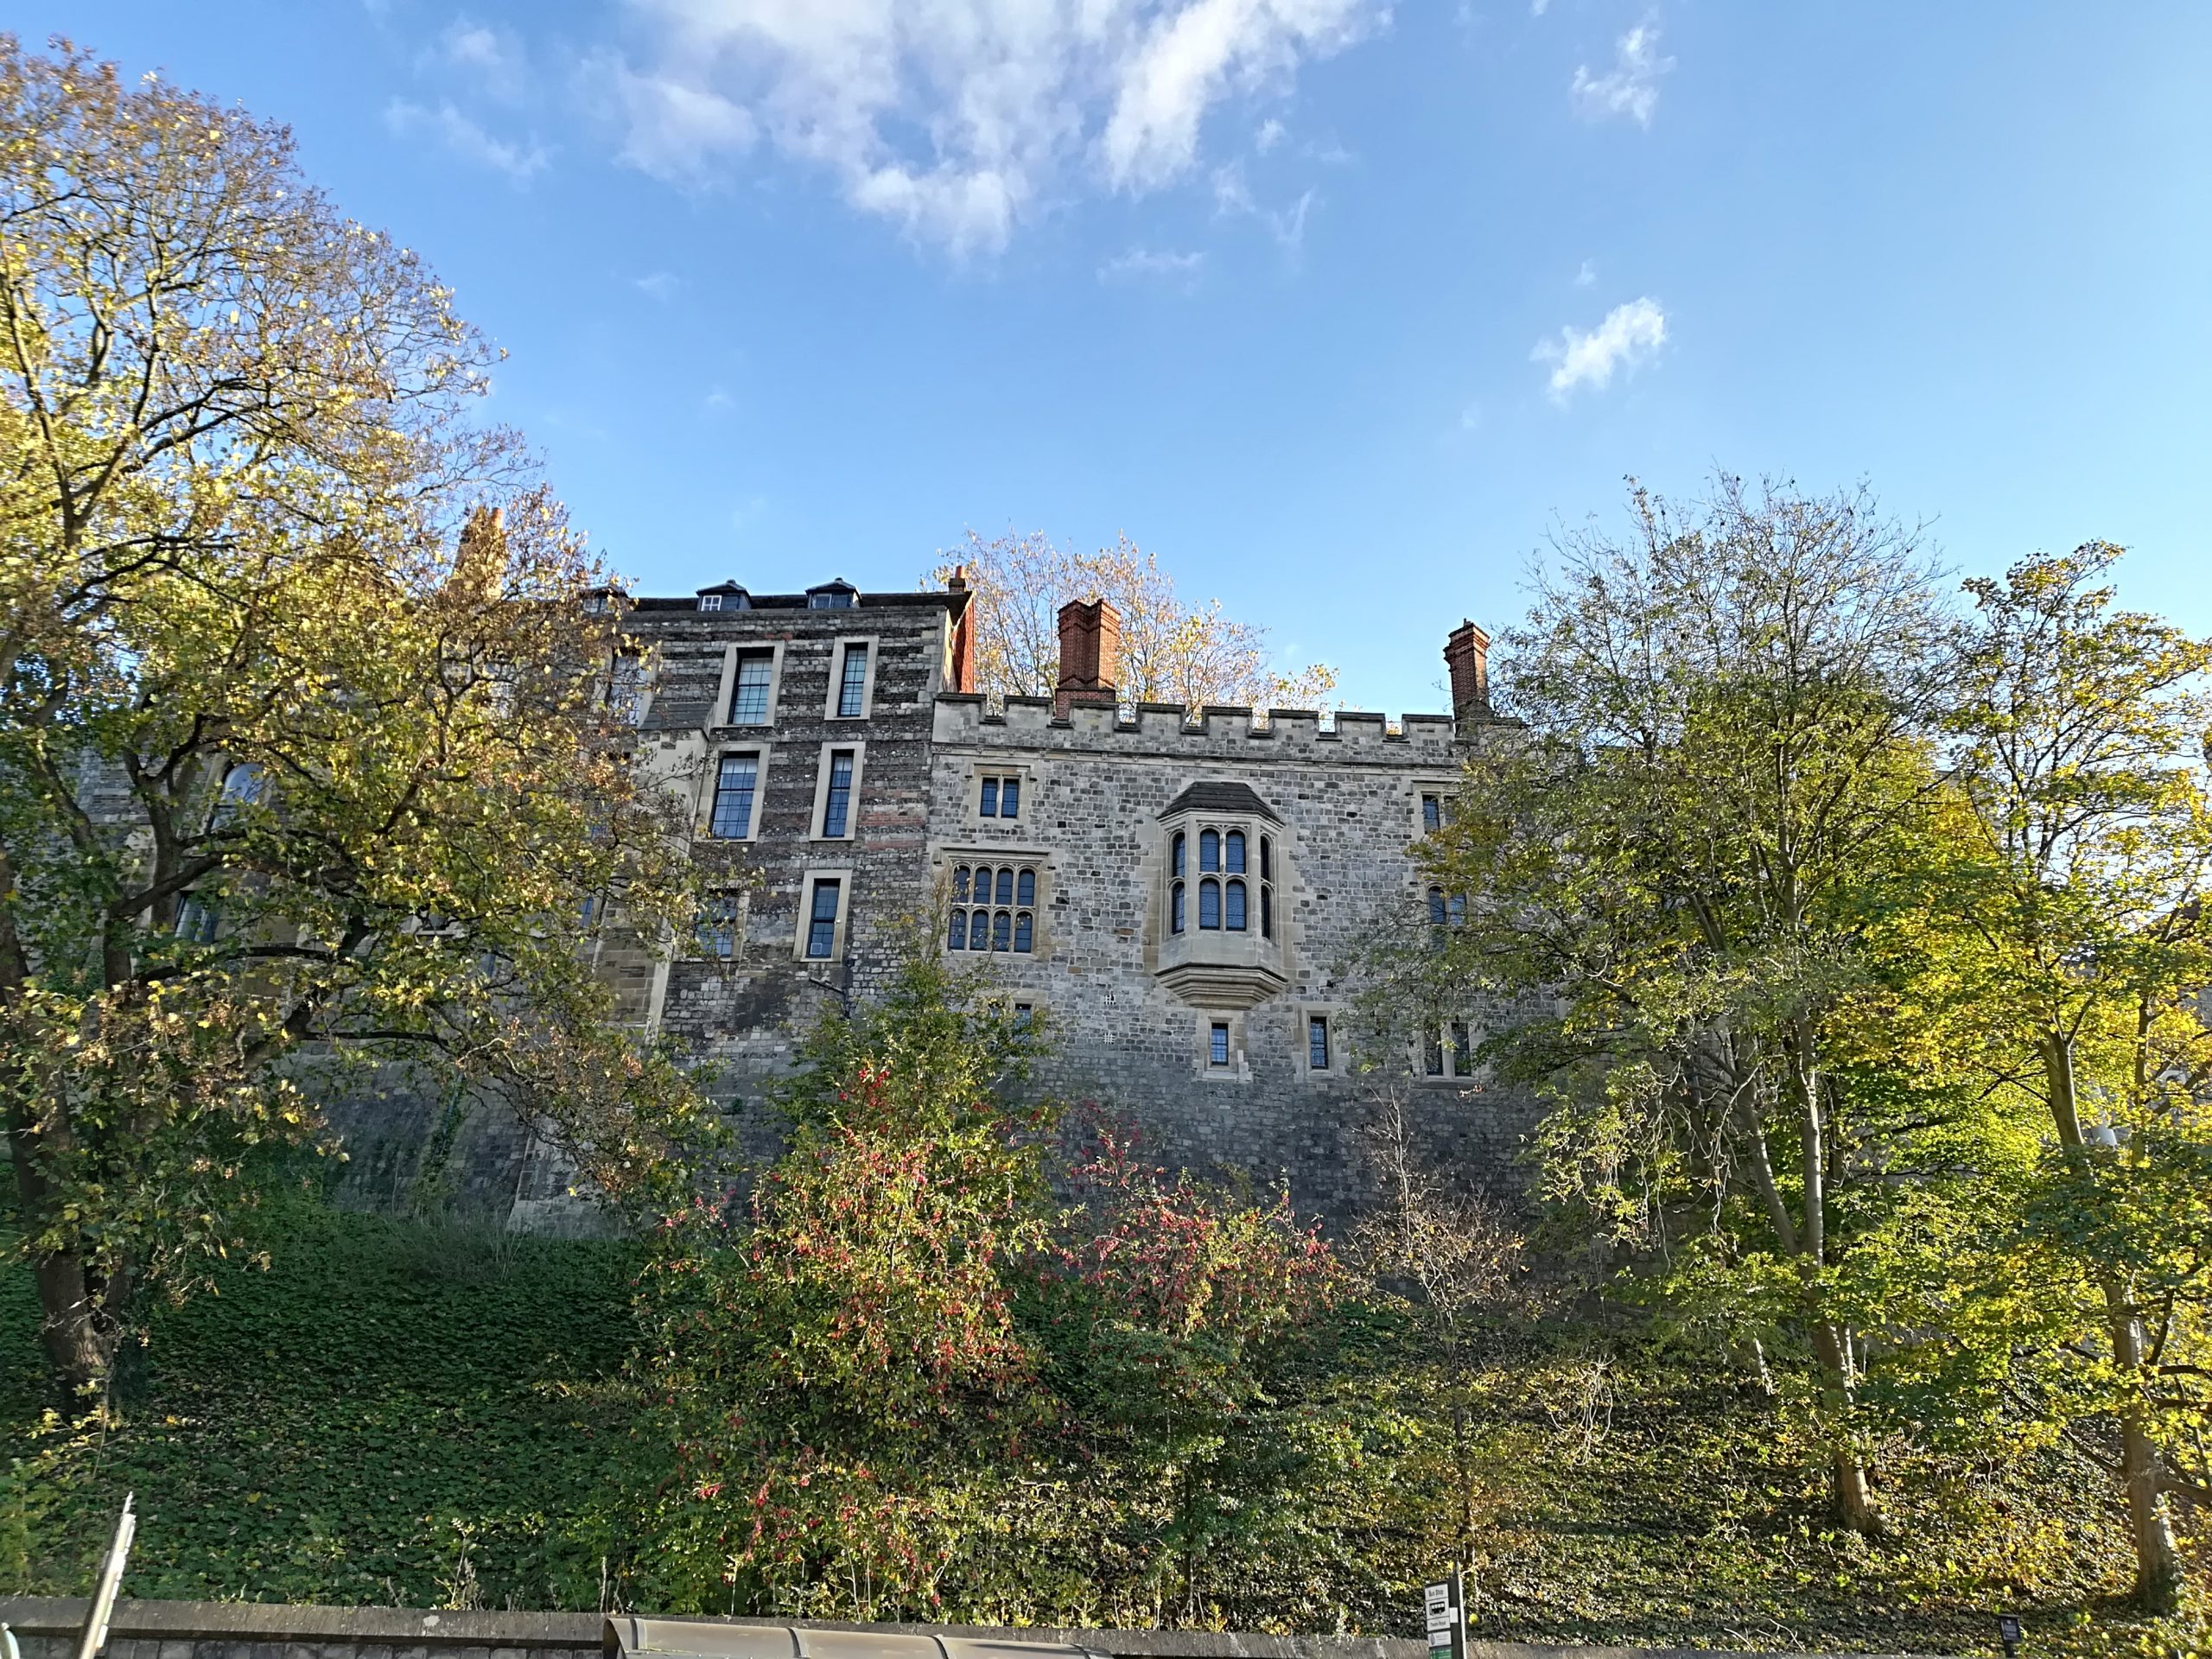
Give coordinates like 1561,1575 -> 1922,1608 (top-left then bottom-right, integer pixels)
944,566 -> 975,694
1055,597 -> 1122,718
1444,620 -> 1491,732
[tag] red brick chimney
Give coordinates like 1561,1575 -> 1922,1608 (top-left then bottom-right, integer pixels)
1055,597 -> 1122,718
944,566 -> 975,694
1444,620 -> 1491,732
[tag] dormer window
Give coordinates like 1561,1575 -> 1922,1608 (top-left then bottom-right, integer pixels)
806,578 -> 859,610
698,582 -> 750,613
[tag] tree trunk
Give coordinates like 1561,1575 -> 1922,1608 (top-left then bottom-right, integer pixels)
7,1085 -> 126,1404
29,1247 -> 124,1402
2043,1033 -> 2181,1605
1811,1319 -> 1878,1534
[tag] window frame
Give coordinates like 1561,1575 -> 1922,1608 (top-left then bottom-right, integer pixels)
720,643 -> 784,728
941,853 -> 1048,958
963,760 -> 1036,827
1195,1012 -> 1250,1080
810,741 -> 867,841
704,747 -> 768,841
825,635 -> 879,720
1299,1003 -> 1347,1077
605,647 -> 652,727
1412,779 -> 1457,840
695,890 -> 747,959
792,869 -> 853,961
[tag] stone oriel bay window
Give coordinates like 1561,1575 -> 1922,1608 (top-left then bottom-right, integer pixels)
1156,780 -> 1287,1010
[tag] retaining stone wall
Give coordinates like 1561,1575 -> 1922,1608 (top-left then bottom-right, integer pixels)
0,1598 -> 1920,1659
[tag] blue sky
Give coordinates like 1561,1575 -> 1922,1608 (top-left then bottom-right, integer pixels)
20,2 -> 2211,715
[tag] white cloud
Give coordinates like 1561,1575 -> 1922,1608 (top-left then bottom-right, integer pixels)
439,18 -> 526,100
1211,161 -> 1314,252
1571,21 -> 1672,126
1099,246 -> 1206,283
703,385 -> 735,413
1534,296 -> 1667,399
385,98 -> 548,181
1529,0 -> 1550,14
634,270 -> 682,302
594,0 -> 1382,255
1255,116 -> 1287,151
596,58 -> 758,181
1573,257 -> 1596,287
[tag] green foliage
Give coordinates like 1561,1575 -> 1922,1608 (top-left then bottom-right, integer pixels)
0,38 -> 717,1395
633,949 -> 1060,1618
3,1202 -> 2196,1649
623,946 -> 1394,1629
0,1205 -> 647,1607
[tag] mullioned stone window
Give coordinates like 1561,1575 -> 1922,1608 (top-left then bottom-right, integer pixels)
947,861 -> 1039,954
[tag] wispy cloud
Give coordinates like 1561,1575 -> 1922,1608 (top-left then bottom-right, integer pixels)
385,98 -> 548,181
1573,258 -> 1596,288
634,271 -> 681,302
1211,162 -> 1316,254
437,17 -> 526,101
1571,22 -> 1673,126
1535,296 -> 1668,399
1255,116 -> 1287,152
592,0 -> 1383,256
1099,246 -> 1205,284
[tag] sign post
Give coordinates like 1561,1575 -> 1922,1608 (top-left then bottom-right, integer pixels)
1998,1614 -> 2022,1659
1423,1573 -> 1466,1659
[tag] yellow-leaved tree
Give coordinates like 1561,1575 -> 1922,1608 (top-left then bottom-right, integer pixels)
929,531 -> 1337,713
0,39 -> 712,1399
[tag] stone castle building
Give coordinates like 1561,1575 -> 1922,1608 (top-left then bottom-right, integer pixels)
404,573 -> 1529,1229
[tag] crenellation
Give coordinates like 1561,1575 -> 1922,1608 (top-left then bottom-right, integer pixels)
340,582 -> 1517,1230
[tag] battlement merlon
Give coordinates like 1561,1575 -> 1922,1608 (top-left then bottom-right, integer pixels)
932,694 -> 1461,759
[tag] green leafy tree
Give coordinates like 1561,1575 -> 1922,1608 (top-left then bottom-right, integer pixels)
1934,545 -> 2212,1605
0,40 -> 709,1397
1400,475 -> 1961,1533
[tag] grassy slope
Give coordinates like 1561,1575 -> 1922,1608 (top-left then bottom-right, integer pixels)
0,1210 -> 2183,1651
0,1208 -> 643,1609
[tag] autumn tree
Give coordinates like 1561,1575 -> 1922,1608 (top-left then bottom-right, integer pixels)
1404,476 -> 1957,1533
632,947 -> 1060,1618
1933,545 -> 2212,1606
0,40 -> 710,1397
929,531 -> 1337,712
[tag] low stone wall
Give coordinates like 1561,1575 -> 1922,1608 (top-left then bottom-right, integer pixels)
0,1598 -> 1922,1659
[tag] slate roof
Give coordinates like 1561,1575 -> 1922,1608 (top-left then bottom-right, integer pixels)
1159,780 -> 1281,823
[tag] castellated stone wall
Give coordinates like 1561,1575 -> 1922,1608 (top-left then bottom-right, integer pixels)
925,696 -> 1541,1223
311,584 -> 1541,1233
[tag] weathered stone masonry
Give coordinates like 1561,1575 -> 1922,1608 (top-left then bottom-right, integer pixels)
351,579 -> 1535,1228
925,683 -> 1529,1221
